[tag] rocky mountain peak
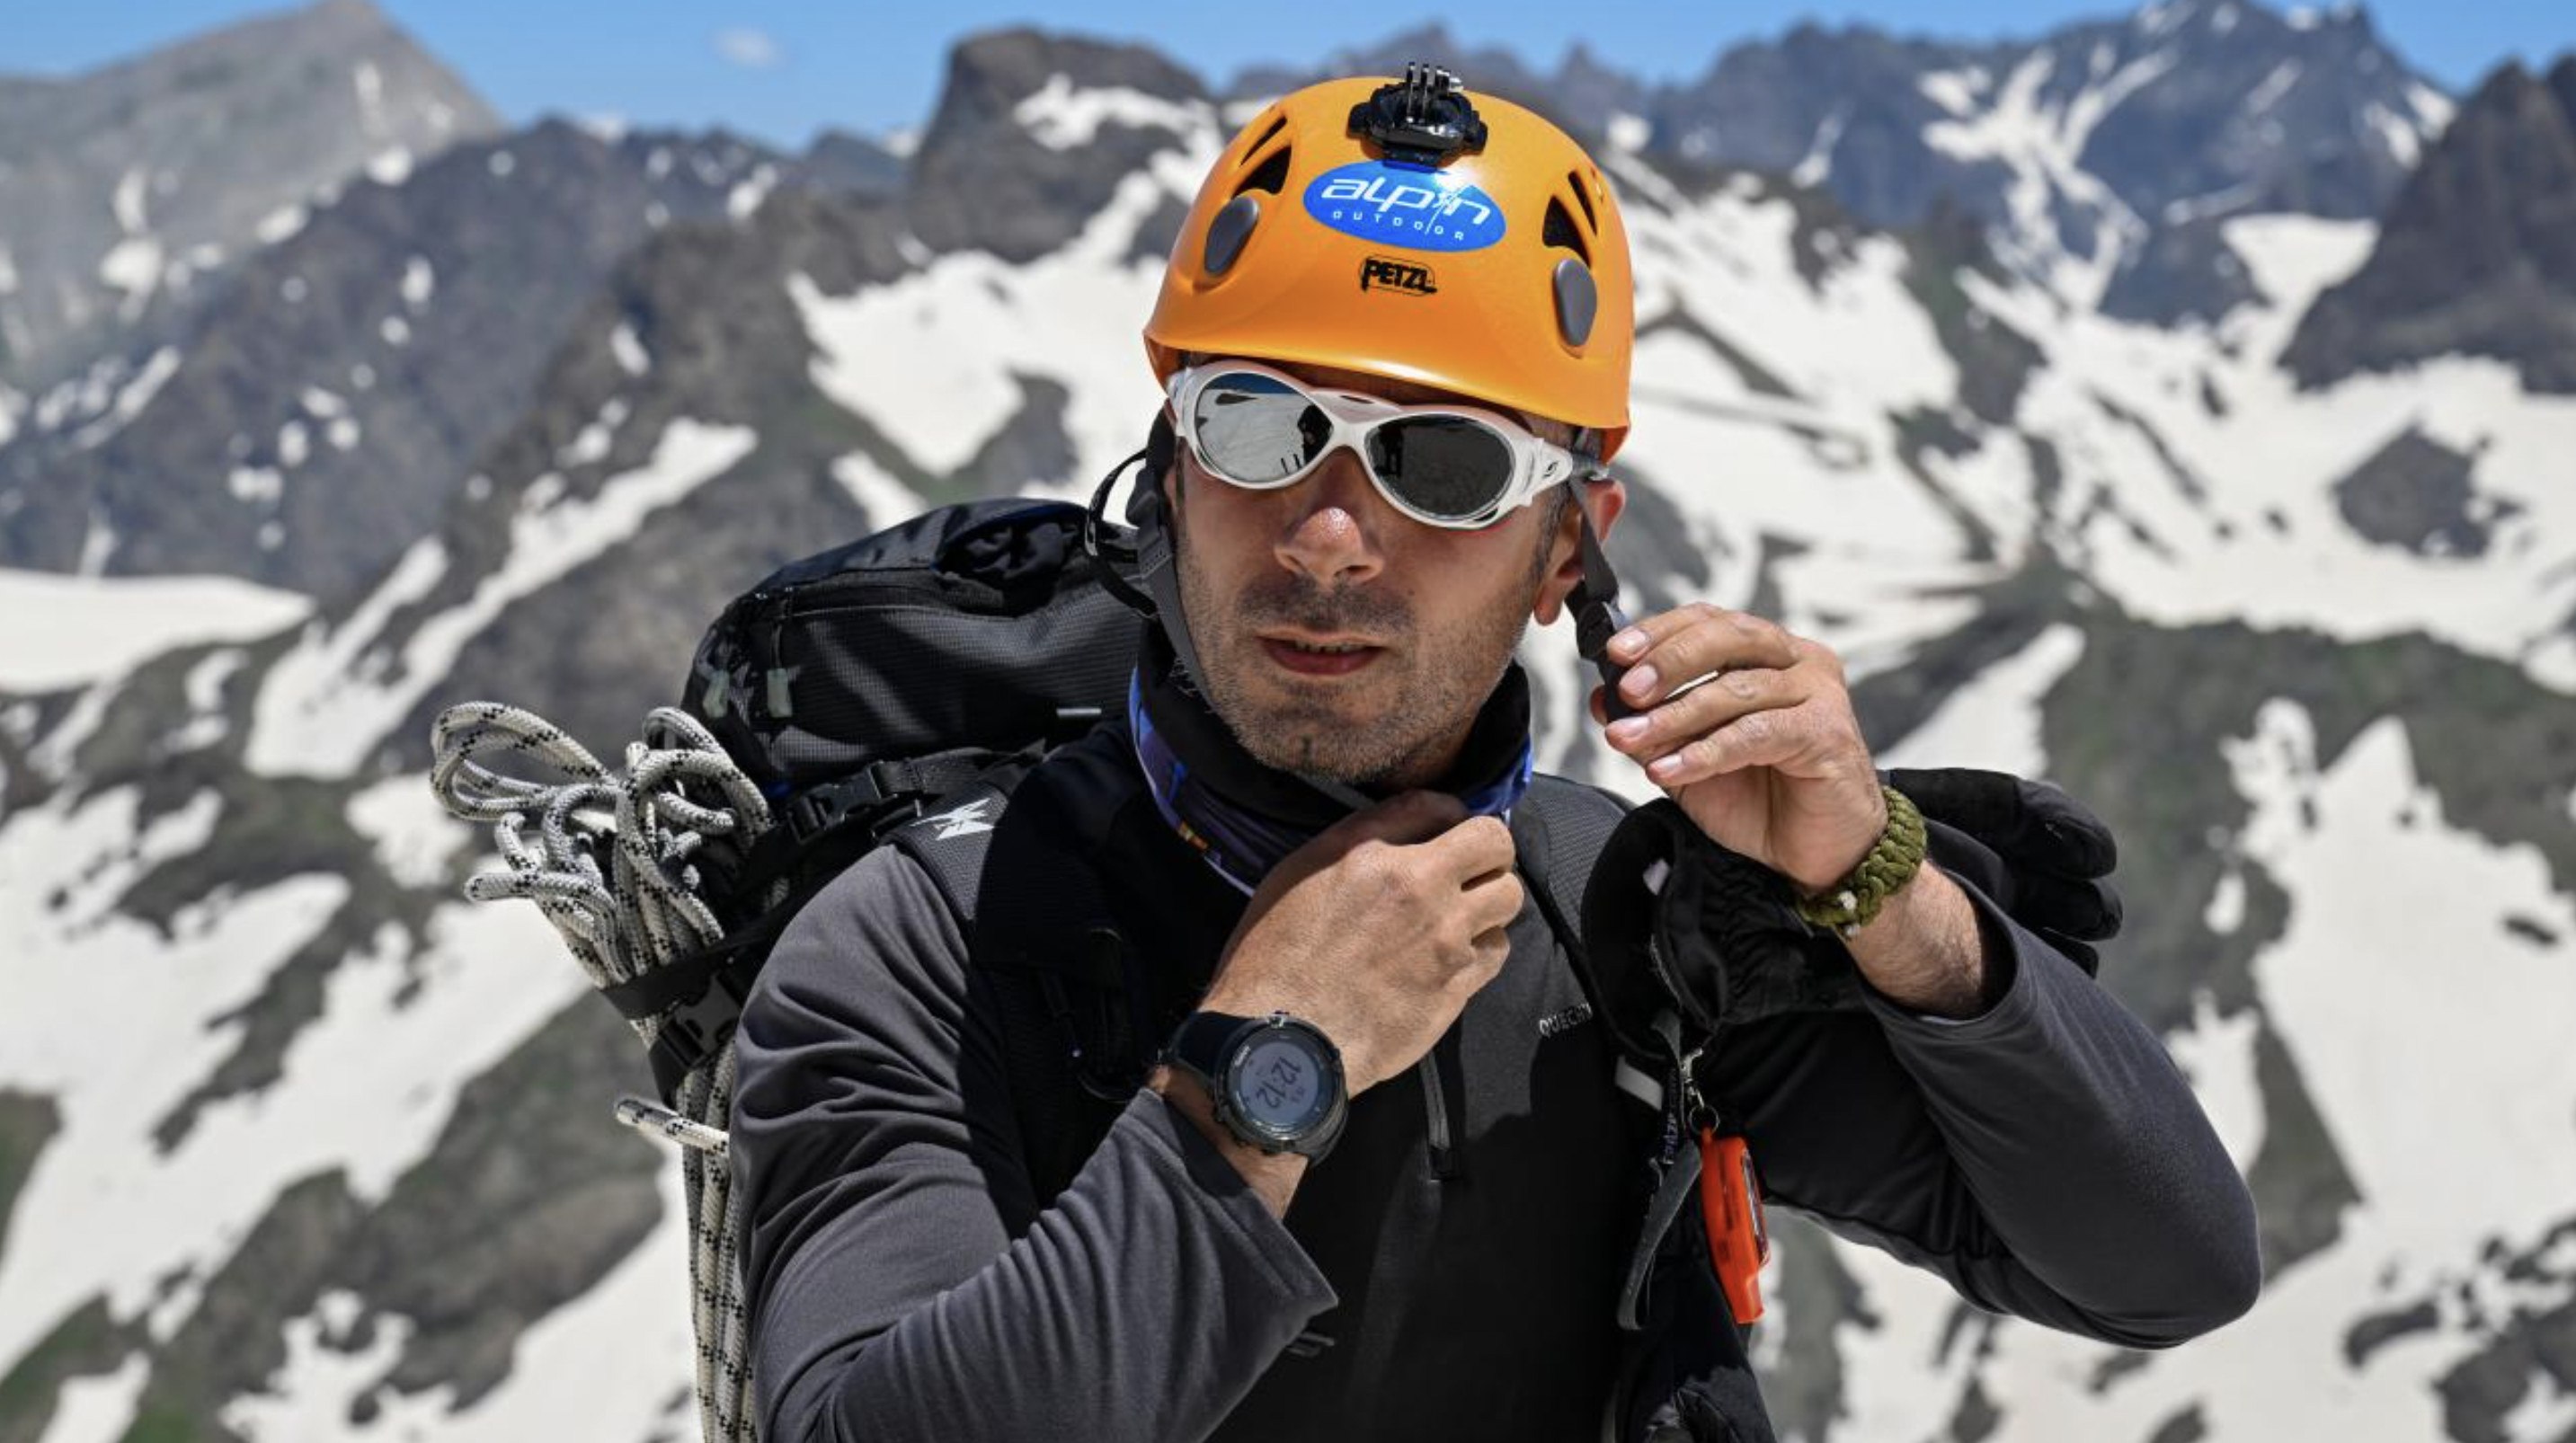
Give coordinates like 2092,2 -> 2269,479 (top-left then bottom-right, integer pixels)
907,28 -> 1212,262
2282,54 -> 2576,393
0,0 -> 499,393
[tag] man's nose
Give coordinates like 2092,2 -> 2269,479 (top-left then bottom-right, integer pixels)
1272,449 -> 1386,587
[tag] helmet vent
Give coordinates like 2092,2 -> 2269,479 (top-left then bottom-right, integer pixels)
1543,198 -> 1594,267
1566,171 -> 1599,232
1244,111 -> 1290,157
1233,143 -> 1293,199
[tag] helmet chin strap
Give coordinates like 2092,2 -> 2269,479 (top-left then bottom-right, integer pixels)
1085,413 -> 1379,812
1567,482 -> 1639,722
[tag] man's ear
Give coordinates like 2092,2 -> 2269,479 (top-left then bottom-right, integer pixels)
1532,477 -> 1627,626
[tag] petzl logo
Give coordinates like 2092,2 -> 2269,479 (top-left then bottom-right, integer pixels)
1359,255 -> 1437,297
1303,160 -> 1506,253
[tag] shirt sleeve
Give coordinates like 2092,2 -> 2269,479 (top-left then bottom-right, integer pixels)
729,846 -> 1337,1442
1702,873 -> 2262,1349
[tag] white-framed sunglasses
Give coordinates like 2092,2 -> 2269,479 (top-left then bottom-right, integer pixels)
1166,360 -> 1595,530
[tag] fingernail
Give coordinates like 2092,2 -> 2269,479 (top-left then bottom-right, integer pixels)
1648,754 -> 1683,781
1622,665 -> 1659,700
1607,716 -> 1648,745
1610,629 -> 1645,660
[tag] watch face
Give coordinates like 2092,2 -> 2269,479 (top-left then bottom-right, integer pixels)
1230,1031 -> 1332,1140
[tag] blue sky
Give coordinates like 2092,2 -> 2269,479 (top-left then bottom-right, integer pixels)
7,0 -> 2566,150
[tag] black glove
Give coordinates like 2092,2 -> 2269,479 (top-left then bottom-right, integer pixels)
1580,769 -> 2127,1046
1883,766 -> 2123,975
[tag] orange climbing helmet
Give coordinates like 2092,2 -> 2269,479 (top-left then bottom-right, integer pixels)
1144,66 -> 1635,461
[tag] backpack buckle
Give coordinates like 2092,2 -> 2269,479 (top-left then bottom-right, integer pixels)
644,956 -> 758,1102
783,764 -> 906,842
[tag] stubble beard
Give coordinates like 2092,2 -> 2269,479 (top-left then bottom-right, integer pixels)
1173,513 -> 1553,789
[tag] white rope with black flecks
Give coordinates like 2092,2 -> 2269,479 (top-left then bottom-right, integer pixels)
429,701 -> 776,1443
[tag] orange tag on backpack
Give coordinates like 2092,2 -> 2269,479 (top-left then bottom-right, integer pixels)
1697,1129 -> 1769,1323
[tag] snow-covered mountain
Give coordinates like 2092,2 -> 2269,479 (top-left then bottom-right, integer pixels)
3,5 -> 2572,1441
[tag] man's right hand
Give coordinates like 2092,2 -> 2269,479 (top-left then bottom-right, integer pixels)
1201,791 -> 1523,1095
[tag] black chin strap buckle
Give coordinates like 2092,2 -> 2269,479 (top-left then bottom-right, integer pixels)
1570,508 -> 1637,722
1349,63 -> 1488,168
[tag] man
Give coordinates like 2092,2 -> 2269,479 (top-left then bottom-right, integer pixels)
730,69 -> 2259,1442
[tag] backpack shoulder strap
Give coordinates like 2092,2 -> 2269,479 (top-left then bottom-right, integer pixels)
1512,774 -> 1631,1022
890,736 -> 1153,1211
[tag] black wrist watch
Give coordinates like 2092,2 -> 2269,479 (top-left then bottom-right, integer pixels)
1163,1011 -> 1349,1161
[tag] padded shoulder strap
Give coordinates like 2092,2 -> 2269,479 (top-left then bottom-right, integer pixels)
1515,774 -> 1630,929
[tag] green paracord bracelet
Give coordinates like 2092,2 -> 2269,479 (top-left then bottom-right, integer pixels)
1792,785 -> 1927,939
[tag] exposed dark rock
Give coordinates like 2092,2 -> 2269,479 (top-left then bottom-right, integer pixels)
800,128 -> 906,198
909,30 -> 1207,263
0,1297 -> 136,1443
0,1093 -> 58,1283
2286,58 -> 2576,394
0,122 -> 795,595
2345,1299 -> 2441,1365
2332,428 -> 2505,558
2101,218 -> 2267,326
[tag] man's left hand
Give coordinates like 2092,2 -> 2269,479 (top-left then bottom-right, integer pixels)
1590,603 -> 1886,895
1589,602 -> 1996,1016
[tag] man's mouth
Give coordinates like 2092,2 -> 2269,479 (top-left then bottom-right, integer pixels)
1258,633 -> 1385,676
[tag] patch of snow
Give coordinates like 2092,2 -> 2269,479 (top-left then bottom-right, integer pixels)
0,242 -> 16,295
182,647 -> 245,719
610,321 -> 649,376
2408,81 -> 2456,135
350,362 -> 377,391
258,520 -> 285,551
255,203 -> 307,245
558,396 -> 630,467
380,314 -> 410,346
882,126 -> 920,159
830,451 -> 927,525
228,465 -> 283,504
345,772 -> 466,889
577,112 -> 628,143
352,61 -> 385,131
727,163 -> 778,220
2287,4 -> 2321,27
32,1350 -> 147,1443
2365,102 -> 2421,170
487,150 -> 516,179
248,419 -> 756,777
1916,68 -> 1990,117
0,570 -> 310,692
1877,624 -> 2086,774
96,236 -> 163,311
327,417 -> 360,450
300,386 -> 346,419
1606,112 -> 1650,154
1791,107 -> 1848,189
2204,865 -> 2246,934
70,346 -> 180,449
2211,1 -> 2239,32
76,512 -> 114,578
278,419 -> 310,469
794,147 -> 1213,482
111,166 -> 148,234
2246,60 -> 2303,115
366,146 -> 412,186
1012,73 -> 1208,150
2162,992 -> 2264,1169
645,146 -> 672,179
401,254 -> 434,308
280,274 -> 308,305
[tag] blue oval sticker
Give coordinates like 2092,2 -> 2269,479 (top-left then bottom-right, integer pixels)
1301,160 -> 1506,253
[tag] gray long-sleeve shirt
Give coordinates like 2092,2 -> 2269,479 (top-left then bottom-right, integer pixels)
730,748 -> 2260,1442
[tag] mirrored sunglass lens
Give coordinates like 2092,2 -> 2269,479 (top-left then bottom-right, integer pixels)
1366,418 -> 1515,521
1192,374 -> 1330,483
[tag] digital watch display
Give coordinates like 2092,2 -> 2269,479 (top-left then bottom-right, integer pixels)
1166,1011 -> 1350,1161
